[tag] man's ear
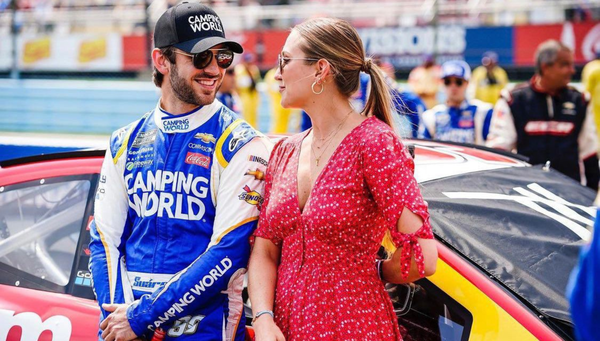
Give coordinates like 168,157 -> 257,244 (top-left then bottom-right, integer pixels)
539,62 -> 551,77
152,48 -> 170,76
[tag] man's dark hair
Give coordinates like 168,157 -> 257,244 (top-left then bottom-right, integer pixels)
153,47 -> 176,87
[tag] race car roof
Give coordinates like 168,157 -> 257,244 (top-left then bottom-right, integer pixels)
420,164 -> 596,324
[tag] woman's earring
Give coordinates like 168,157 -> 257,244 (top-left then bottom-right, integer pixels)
311,80 -> 324,95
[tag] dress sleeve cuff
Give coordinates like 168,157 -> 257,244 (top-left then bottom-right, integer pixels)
391,223 -> 434,279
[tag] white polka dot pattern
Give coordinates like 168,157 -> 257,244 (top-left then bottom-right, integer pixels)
254,117 -> 433,341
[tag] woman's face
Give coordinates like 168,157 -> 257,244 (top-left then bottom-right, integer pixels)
275,30 -> 317,109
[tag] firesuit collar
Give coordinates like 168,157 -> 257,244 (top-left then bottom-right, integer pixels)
154,100 -> 222,133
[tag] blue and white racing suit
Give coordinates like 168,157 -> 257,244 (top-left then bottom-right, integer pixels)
418,99 -> 493,145
89,100 -> 272,340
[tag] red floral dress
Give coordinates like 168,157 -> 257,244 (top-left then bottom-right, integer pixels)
254,117 -> 433,341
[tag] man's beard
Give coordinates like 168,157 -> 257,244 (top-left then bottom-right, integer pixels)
170,63 -> 217,106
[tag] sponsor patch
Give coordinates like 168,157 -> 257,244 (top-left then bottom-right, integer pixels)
163,118 -> 190,132
96,175 -> 106,201
148,257 -> 231,330
238,185 -> 264,207
229,129 -> 251,152
245,168 -> 265,181
458,119 -> 474,128
188,142 -> 213,154
129,146 -> 154,156
126,159 -> 153,170
524,121 -> 575,136
188,14 -> 223,33
132,130 -> 157,148
168,315 -> 205,337
562,102 -> 576,116
194,133 -> 216,144
75,270 -> 92,287
125,170 -> 209,221
185,152 -> 211,168
248,155 -> 268,167
133,276 -> 167,292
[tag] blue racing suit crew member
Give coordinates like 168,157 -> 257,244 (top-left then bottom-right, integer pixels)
89,2 -> 272,341
419,60 -> 494,145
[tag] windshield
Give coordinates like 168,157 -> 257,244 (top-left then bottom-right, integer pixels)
0,177 -> 91,286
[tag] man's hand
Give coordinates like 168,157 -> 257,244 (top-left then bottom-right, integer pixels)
100,303 -> 139,341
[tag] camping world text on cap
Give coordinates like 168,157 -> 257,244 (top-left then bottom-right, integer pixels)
189,14 -> 223,33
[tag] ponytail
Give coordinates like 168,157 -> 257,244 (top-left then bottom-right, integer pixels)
362,58 -> 395,128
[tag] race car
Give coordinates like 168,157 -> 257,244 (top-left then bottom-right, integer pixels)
0,140 -> 593,341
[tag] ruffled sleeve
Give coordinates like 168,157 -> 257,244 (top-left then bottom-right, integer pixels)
253,138 -> 286,247
361,125 -> 433,279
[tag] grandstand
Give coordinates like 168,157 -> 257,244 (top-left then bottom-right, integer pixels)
0,0 -> 599,78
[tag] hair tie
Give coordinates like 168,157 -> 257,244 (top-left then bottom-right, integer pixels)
361,58 -> 373,73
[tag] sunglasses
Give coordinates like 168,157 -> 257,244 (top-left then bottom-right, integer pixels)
174,49 -> 234,69
278,54 -> 320,73
444,78 -> 465,87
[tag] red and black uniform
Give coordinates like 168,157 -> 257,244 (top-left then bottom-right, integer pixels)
487,76 -> 599,190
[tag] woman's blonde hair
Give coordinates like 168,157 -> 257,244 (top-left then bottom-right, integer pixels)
293,18 -> 395,128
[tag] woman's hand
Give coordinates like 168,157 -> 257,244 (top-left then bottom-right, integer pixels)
253,315 -> 286,341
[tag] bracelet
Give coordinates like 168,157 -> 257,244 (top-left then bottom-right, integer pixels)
254,310 -> 274,321
376,259 -> 385,282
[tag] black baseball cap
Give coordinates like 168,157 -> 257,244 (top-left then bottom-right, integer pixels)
154,1 -> 243,54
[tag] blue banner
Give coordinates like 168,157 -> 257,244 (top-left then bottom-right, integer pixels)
464,26 -> 514,66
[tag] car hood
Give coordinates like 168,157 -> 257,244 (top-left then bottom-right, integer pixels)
420,164 -> 596,324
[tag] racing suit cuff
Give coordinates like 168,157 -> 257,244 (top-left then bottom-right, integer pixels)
127,299 -> 153,338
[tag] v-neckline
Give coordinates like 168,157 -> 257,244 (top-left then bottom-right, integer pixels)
294,117 -> 371,216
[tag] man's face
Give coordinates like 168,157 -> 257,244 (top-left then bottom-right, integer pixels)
542,50 -> 575,89
444,76 -> 468,104
169,45 -> 227,106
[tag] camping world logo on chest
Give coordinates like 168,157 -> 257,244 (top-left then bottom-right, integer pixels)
188,14 -> 223,33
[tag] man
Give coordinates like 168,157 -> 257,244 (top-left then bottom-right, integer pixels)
408,54 -> 441,109
89,2 -> 272,341
469,51 -> 509,105
419,60 -> 494,145
486,40 -> 599,190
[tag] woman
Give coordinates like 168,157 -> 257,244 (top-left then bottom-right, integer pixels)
248,18 -> 438,341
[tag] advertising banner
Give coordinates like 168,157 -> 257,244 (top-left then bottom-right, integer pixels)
359,25 -> 466,68
514,22 -> 600,65
17,33 -> 123,71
